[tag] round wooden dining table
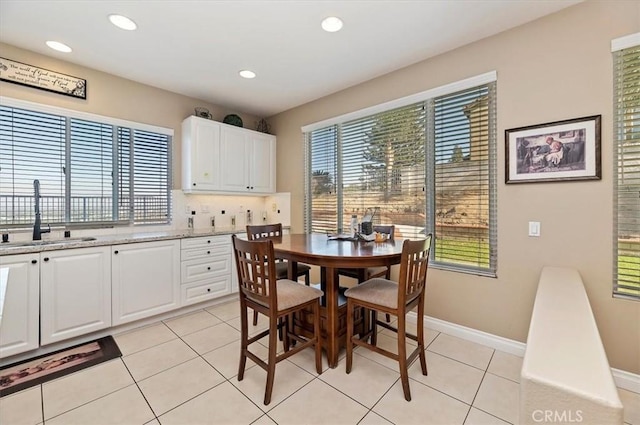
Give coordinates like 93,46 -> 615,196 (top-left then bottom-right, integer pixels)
271,233 -> 404,368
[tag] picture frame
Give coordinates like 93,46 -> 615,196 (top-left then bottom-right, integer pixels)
505,115 -> 601,184
0,57 -> 86,99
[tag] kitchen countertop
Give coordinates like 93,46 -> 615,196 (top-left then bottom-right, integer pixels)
0,227 -> 257,256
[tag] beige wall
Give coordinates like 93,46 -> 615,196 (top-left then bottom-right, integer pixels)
269,1 -> 640,374
0,42 -> 260,190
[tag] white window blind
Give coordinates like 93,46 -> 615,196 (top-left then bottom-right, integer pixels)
69,118 -> 115,223
342,103 -> 426,238
613,39 -> 640,299
307,126 -> 338,233
430,84 -> 496,272
0,106 -> 65,226
304,80 -> 497,275
132,129 -> 171,224
0,103 -> 171,227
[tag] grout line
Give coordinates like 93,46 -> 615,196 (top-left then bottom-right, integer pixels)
119,356 -> 160,422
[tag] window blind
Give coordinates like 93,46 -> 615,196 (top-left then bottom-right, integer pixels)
304,79 -> 497,275
0,103 -> 171,227
0,106 -> 65,226
69,118 -> 114,223
132,129 -> 171,224
307,126 -> 338,233
342,103 -> 426,238
430,84 -> 497,273
613,41 -> 640,299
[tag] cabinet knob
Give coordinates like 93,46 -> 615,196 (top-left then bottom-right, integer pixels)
207,288 -> 211,292
114,250 -> 119,255
250,186 -> 254,190
31,259 -> 37,264
246,186 -> 250,189
193,183 -> 196,186
207,251 -> 210,254
207,266 -> 211,270
43,257 -> 49,262
207,240 -> 211,244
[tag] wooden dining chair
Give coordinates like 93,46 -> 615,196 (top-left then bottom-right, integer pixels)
246,223 -> 311,326
338,224 -> 395,322
232,235 -> 323,405
344,235 -> 432,401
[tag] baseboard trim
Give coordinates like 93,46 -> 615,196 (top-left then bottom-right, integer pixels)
409,312 -> 639,393
612,367 -> 640,394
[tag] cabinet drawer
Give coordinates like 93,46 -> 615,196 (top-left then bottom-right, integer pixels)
181,277 -> 231,306
181,245 -> 227,261
181,235 -> 230,250
181,256 -> 231,284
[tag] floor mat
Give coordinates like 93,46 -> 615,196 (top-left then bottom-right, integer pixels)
0,336 -> 121,397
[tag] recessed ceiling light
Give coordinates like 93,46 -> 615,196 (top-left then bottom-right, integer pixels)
45,41 -> 72,53
239,70 -> 256,79
109,14 -> 137,31
321,16 -> 343,32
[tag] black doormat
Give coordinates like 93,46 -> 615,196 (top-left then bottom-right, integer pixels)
0,336 -> 121,397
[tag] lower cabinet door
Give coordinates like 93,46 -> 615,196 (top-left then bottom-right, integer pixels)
40,247 -> 112,345
112,240 -> 180,326
0,253 -> 40,357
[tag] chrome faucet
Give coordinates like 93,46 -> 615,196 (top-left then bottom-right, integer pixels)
33,179 -> 50,240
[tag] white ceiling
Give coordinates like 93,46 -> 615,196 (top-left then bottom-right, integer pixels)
0,1 -> 582,118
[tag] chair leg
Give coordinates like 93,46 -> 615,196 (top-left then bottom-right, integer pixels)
397,314 -> 411,401
303,269 -> 310,286
253,309 -> 258,326
346,299 -> 354,374
371,309 -> 378,346
264,315 -> 278,405
238,301 -> 249,381
384,269 -> 392,323
313,301 -> 322,374
417,295 -> 428,376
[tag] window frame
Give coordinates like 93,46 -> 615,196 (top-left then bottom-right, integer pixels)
612,33 -> 640,300
303,73 -> 497,276
0,96 -> 173,228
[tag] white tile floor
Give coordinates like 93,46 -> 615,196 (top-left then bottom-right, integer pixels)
1,299 -> 639,425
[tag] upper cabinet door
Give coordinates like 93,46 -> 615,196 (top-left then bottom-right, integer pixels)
248,132 -> 276,193
219,126 -> 251,192
182,116 -> 221,192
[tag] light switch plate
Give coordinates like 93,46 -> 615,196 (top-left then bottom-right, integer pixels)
528,221 -> 540,237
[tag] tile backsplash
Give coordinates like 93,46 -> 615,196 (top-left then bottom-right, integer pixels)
172,191 -> 291,231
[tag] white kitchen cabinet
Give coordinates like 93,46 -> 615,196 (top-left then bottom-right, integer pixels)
180,236 -> 232,306
219,126 -> 275,194
111,239 -> 180,326
40,247 -> 111,345
182,116 -> 221,192
182,116 -> 276,195
0,253 -> 39,358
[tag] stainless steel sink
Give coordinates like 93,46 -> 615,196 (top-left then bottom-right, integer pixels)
0,237 -> 97,248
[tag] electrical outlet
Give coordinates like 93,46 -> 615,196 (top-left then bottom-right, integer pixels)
271,203 -> 277,212
201,204 -> 210,213
185,205 -> 191,214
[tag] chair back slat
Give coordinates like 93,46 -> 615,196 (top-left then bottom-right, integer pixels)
232,235 -> 279,310
247,223 -> 283,240
397,235 -> 432,308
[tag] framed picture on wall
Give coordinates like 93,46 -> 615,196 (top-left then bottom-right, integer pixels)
505,115 -> 601,184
